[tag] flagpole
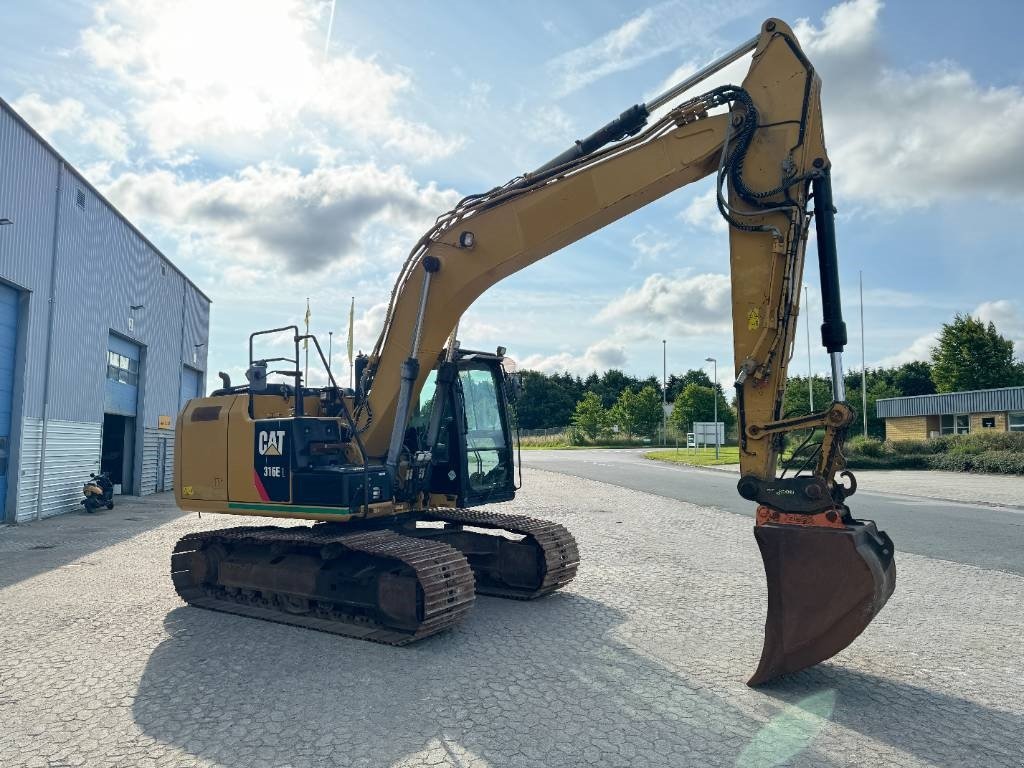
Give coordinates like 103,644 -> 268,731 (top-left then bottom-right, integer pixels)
304,297 -> 310,383
347,296 -> 355,389
860,271 -> 867,438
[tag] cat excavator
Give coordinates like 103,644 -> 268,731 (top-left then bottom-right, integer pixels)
173,18 -> 895,685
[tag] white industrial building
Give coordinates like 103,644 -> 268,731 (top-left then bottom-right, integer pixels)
0,97 -> 210,524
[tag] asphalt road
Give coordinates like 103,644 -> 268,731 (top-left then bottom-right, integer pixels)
523,449 -> 1024,576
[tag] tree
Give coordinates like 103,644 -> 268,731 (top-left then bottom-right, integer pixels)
931,314 -> 1021,392
590,369 -> 641,409
570,392 -> 608,440
892,361 -> 936,396
669,383 -> 736,433
515,370 -> 579,429
609,385 -> 663,440
782,375 -> 834,418
609,388 -> 640,440
666,369 -> 713,402
632,385 -> 665,439
639,375 -> 662,395
844,379 -> 902,439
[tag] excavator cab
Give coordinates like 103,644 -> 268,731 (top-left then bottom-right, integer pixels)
410,349 -> 517,507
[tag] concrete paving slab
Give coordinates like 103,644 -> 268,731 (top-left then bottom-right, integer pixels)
1,475 -> 1021,767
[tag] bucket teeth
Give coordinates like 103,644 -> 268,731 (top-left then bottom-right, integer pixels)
748,516 -> 896,686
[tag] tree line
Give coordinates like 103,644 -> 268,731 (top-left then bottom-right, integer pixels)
514,313 -> 1024,440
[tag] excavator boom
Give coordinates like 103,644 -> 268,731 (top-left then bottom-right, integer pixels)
174,18 -> 895,685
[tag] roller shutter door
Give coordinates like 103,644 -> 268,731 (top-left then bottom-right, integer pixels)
0,284 -> 17,519
180,366 -> 202,412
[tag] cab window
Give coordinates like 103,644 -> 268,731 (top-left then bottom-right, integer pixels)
459,365 -> 510,496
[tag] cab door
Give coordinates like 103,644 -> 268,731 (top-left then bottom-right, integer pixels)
454,360 -> 515,506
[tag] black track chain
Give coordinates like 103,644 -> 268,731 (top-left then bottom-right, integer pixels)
422,509 -> 580,599
171,525 -> 476,645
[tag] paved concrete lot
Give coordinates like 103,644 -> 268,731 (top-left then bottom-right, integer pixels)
525,449 -> 1024,575
2,471 -> 1022,768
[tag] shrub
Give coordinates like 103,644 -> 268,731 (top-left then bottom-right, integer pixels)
958,431 -> 1024,452
846,435 -> 887,458
927,449 -> 1024,475
844,454 -> 931,471
884,439 -> 943,455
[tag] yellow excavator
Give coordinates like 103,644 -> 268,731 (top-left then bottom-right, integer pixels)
173,18 -> 895,685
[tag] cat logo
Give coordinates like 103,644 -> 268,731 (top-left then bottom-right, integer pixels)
258,430 -> 287,456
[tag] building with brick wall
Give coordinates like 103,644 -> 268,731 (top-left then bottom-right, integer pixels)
876,386 -> 1024,441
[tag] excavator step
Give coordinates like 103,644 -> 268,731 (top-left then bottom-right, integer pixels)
171,525 -> 476,645
417,509 -> 580,599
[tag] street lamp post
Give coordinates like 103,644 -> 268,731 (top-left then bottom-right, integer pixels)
705,356 -> 719,460
662,339 -> 667,446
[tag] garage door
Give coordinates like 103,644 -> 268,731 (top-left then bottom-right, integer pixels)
0,283 -> 19,519
180,366 -> 203,412
105,334 -> 140,416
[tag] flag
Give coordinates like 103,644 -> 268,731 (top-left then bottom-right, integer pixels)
347,297 -> 355,365
304,298 -> 311,349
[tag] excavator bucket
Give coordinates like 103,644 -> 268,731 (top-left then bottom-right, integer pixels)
748,511 -> 896,686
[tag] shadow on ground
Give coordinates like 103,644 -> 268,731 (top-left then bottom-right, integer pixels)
132,595 -> 855,768
0,494 -> 182,589
762,664 -> 1024,767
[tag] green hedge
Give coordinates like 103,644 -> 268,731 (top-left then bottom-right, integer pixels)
841,432 -> 1024,474
926,449 -> 1024,475
844,454 -> 931,471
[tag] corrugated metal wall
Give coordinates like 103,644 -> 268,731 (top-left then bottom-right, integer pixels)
0,107 -> 60,422
15,418 -> 100,522
47,174 -> 210,428
140,427 -> 174,495
877,387 -> 1024,418
0,98 -> 210,516
163,435 -> 174,490
15,417 -> 42,522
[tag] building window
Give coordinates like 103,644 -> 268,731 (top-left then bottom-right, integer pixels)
107,350 -> 139,386
1009,412 -> 1024,432
940,414 -> 969,435
982,417 -> 996,428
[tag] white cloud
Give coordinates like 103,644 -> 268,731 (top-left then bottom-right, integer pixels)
519,104 -> 575,146
875,331 -> 937,367
975,299 -> 1024,354
547,1 -> 746,96
795,0 -> 882,54
795,0 -> 1024,204
630,228 -> 676,267
599,272 -> 732,336
873,299 -> 1024,367
519,339 -> 628,375
12,93 -> 132,161
103,162 -> 460,273
678,185 -> 728,234
80,0 -> 461,160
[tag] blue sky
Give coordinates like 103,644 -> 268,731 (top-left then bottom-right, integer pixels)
3,0 -> 1023,389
